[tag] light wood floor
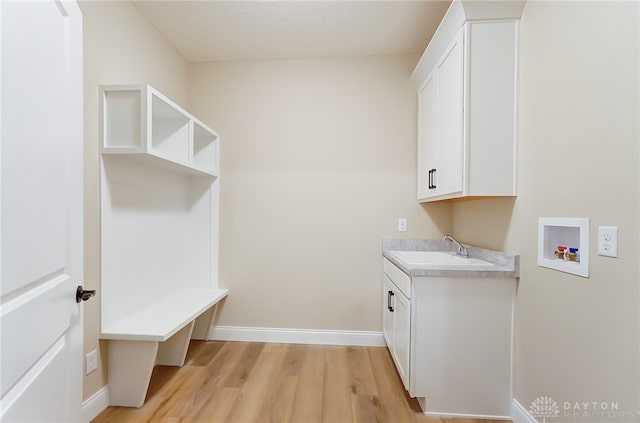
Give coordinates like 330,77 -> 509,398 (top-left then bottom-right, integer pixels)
92,341 -> 510,423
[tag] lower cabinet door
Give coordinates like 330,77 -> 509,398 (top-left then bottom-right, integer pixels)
392,290 -> 411,391
382,276 -> 394,347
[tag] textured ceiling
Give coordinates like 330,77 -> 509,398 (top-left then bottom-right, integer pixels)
132,1 -> 451,62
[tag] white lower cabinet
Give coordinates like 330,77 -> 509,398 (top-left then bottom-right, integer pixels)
382,258 -> 515,419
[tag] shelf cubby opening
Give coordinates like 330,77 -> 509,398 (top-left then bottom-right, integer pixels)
151,94 -> 190,164
192,122 -> 218,173
103,90 -> 142,149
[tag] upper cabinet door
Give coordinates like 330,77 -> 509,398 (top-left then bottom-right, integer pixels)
416,27 -> 464,201
434,28 -> 464,198
417,71 -> 437,200
465,20 -> 518,196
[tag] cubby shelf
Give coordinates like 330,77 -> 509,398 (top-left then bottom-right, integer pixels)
100,84 -> 219,177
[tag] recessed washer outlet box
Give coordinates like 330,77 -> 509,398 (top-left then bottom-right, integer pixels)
537,217 -> 590,277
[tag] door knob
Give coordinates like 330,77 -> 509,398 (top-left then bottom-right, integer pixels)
76,285 -> 96,303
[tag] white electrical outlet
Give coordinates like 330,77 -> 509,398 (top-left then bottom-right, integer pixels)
398,218 -> 407,232
598,226 -> 618,258
86,349 -> 98,375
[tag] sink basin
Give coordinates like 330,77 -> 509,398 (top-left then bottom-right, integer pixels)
388,250 -> 495,267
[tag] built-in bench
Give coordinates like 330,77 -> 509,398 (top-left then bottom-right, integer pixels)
100,288 -> 228,407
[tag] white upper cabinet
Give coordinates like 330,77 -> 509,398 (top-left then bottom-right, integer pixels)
100,84 -> 219,177
411,0 -> 524,202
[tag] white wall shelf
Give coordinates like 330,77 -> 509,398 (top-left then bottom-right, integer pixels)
538,217 -> 590,277
100,84 -> 219,177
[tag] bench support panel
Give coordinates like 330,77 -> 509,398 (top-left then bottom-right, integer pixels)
108,340 -> 159,407
105,297 -> 227,408
156,321 -> 194,366
191,303 -> 218,340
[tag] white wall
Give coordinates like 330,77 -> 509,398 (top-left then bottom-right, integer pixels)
79,0 -> 189,400
452,1 -> 640,418
188,56 -> 451,332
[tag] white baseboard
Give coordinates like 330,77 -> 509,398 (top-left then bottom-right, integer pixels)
81,385 -> 109,422
208,325 -> 386,347
419,403 -> 510,420
424,411 -> 511,420
512,398 -> 538,423
416,397 -> 523,421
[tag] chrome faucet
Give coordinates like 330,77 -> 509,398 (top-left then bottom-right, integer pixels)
444,235 -> 469,257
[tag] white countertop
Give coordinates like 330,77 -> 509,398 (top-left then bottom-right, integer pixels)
382,239 -> 519,278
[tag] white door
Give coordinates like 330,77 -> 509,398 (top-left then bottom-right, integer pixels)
0,1 -> 84,422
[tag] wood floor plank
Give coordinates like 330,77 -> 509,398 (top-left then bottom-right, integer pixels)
145,365 -> 180,403
346,346 -> 379,396
352,394 -> 388,423
162,368 -> 215,420
288,345 -> 326,423
193,340 -> 258,391
133,366 -> 207,422
189,387 -> 241,423
160,342 -> 229,419
253,343 -> 306,423
224,343 -> 289,423
255,373 -> 298,423
367,346 -> 420,422
89,406 -> 136,423
322,346 -> 354,423
184,340 -> 225,367
193,341 -> 244,386
215,341 -> 265,388
281,342 -> 306,376
158,417 -> 181,423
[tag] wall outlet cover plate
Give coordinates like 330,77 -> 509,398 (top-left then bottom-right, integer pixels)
598,226 -> 618,258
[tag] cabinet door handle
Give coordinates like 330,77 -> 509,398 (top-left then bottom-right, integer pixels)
432,168 -> 437,189
428,169 -> 433,189
389,291 -> 395,312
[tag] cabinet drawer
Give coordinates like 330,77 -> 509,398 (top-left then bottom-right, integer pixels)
383,258 -> 411,299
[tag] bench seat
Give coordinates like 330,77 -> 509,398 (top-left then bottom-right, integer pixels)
101,288 -> 228,342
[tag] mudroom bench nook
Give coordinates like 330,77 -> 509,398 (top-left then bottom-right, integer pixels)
98,84 -> 227,407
